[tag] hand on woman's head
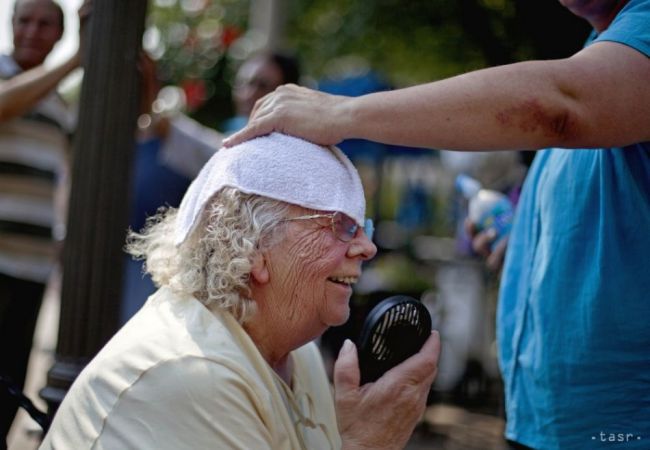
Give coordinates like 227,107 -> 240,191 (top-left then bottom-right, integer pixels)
224,85 -> 351,147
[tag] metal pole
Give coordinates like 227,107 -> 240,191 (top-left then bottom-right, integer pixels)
40,0 -> 148,416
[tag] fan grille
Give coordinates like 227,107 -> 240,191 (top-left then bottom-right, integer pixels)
370,302 -> 423,360
358,296 -> 432,384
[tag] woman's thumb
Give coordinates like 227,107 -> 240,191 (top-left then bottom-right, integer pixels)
333,339 -> 360,393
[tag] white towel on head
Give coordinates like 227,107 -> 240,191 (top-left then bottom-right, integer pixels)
174,132 -> 366,246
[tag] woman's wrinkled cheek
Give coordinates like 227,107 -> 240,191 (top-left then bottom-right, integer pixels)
289,231 -> 333,269
285,233 -> 336,299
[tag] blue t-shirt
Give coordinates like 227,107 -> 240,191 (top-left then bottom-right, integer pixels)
497,1 -> 650,448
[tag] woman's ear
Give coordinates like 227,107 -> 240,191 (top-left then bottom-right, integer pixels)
250,251 -> 269,285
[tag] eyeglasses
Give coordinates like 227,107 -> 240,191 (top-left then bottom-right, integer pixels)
282,211 -> 374,242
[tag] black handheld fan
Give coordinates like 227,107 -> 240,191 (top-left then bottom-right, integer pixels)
357,295 -> 432,384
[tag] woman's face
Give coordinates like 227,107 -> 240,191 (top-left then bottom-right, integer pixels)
262,209 -> 377,335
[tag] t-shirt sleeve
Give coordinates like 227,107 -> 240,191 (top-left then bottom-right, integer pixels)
591,0 -> 650,56
93,356 -> 274,450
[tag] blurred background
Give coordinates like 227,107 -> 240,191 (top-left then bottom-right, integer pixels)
3,1 -> 591,448
1,0 -> 591,127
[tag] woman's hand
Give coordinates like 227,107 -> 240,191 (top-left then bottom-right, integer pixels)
223,84 -> 351,147
464,219 -> 509,272
333,331 -> 440,450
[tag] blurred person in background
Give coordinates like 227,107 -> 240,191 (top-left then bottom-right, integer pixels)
225,1 -> 650,448
119,52 -> 224,324
0,0 -> 87,441
41,132 -> 440,449
221,51 -> 300,134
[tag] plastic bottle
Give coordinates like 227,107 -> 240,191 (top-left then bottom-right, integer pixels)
455,174 -> 513,249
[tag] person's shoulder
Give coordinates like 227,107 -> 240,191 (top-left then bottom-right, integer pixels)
138,293 -> 282,388
591,0 -> 650,56
131,354 -> 254,390
86,356 -> 273,450
77,291 -> 241,385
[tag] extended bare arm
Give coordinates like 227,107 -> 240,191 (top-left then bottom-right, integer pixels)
225,42 -> 650,152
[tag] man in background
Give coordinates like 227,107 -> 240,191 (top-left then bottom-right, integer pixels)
0,0 -> 84,441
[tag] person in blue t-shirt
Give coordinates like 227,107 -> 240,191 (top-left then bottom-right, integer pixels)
223,1 -> 650,448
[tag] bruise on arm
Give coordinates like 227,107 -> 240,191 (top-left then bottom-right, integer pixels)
495,97 -> 576,142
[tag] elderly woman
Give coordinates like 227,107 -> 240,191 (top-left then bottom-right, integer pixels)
41,133 -> 439,450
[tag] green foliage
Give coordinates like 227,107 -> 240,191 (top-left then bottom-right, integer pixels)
286,0 -> 479,85
146,0 -> 248,86
145,0 -> 249,126
145,0 -> 591,119
284,0 -> 590,87
285,0 -> 530,86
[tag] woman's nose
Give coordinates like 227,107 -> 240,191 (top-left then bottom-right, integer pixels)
348,230 -> 377,261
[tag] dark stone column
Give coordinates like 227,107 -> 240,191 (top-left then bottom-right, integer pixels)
40,1 -> 148,418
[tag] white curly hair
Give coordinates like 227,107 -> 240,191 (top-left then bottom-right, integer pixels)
125,187 -> 292,324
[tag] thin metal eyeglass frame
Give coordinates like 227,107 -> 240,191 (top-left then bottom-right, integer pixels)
282,212 -> 374,242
